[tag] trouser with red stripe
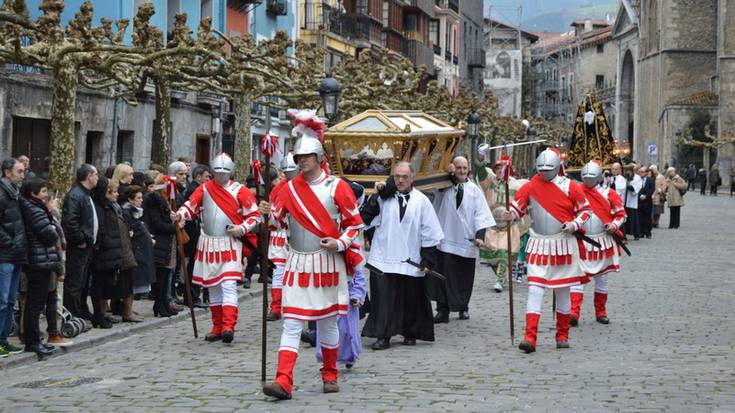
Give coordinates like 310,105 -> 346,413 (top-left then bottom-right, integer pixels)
270,263 -> 285,316
273,317 -> 339,394
570,274 -> 608,320
207,280 -> 238,332
524,285 -> 571,346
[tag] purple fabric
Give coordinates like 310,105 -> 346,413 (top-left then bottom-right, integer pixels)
316,268 -> 367,364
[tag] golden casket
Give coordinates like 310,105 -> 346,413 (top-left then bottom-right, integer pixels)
324,110 -> 465,193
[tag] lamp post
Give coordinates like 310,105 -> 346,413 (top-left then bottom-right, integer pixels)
524,121 -> 537,175
319,73 -> 342,126
467,111 -> 481,171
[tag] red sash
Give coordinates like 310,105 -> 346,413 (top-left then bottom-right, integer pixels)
527,175 -> 575,222
278,174 -> 362,274
584,186 -> 613,223
205,180 -> 244,225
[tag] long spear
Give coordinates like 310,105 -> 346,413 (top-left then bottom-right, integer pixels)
499,153 -> 515,345
256,132 -> 277,383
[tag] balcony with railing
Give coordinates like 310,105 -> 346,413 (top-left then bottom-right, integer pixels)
466,48 -> 486,68
452,54 -> 458,65
303,2 -> 357,40
433,44 -> 441,55
401,39 -> 434,73
445,50 -> 451,62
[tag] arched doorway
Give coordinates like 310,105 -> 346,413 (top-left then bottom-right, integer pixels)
619,50 -> 635,156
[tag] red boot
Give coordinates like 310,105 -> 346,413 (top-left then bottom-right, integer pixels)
570,291 -> 584,327
205,305 -> 223,342
594,292 -> 610,324
263,350 -> 298,399
519,313 -> 540,353
270,288 -> 282,316
321,346 -> 339,393
556,312 -> 570,348
221,305 -> 238,343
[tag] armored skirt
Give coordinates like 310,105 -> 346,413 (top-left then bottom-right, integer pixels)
281,248 -> 350,321
578,231 -> 621,282
524,229 -> 583,289
191,233 -> 244,287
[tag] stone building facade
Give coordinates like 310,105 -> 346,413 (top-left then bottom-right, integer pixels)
483,19 -> 538,118
0,69 -> 219,174
630,0 -> 734,180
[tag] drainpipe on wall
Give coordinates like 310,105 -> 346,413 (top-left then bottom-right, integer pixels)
109,88 -> 120,166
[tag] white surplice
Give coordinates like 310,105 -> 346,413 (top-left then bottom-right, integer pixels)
432,181 -> 495,259
367,188 -> 444,277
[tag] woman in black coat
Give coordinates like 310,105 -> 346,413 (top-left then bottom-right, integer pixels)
90,176 -> 123,328
121,185 -> 154,320
143,177 -> 177,317
20,178 -> 60,357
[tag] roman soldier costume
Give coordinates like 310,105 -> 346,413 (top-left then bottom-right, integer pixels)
176,153 -> 261,343
263,112 -> 364,400
509,148 -> 591,353
570,160 -> 627,326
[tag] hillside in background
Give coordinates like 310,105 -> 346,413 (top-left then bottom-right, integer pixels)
486,1 -> 617,33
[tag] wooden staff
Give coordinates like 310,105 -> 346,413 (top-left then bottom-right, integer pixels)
504,178 -> 515,345
170,198 -> 198,338
255,159 -> 272,383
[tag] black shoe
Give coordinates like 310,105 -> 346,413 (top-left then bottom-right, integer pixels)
153,302 -> 172,317
596,316 -> 610,325
222,330 -> 234,343
345,364 -> 353,369
25,343 -> 54,357
300,329 -> 316,347
518,341 -> 536,354
433,311 -> 449,324
570,316 -> 578,327
458,311 -> 470,320
242,278 -> 252,289
402,337 -> 416,346
266,312 -> 280,322
556,340 -> 570,349
371,338 -> 390,350
91,316 -> 113,329
41,342 -> 55,351
263,382 -> 292,400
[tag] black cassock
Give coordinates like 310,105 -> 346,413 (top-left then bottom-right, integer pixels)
425,251 -> 476,313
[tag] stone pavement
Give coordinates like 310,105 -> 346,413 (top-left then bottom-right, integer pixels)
1,194 -> 734,412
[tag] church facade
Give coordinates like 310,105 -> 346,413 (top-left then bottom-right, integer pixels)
614,0 -> 734,183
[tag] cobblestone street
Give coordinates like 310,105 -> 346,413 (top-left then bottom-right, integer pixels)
1,194 -> 734,412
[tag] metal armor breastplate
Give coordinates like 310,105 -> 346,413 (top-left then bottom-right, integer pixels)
201,184 -> 238,236
529,195 -> 563,235
583,212 -> 605,235
289,178 -> 339,253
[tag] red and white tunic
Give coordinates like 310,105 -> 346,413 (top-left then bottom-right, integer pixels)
579,185 -> 627,280
511,175 -> 591,289
178,180 -> 261,287
270,172 -> 363,321
267,179 -> 290,266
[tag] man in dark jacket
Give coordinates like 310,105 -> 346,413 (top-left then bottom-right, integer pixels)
0,158 -> 27,356
61,164 -> 99,319
637,166 -> 655,238
182,165 -> 211,307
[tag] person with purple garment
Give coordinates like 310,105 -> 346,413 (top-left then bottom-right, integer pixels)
316,266 -> 367,368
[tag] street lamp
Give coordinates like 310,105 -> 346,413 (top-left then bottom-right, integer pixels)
319,73 -> 342,125
467,111 -> 481,170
